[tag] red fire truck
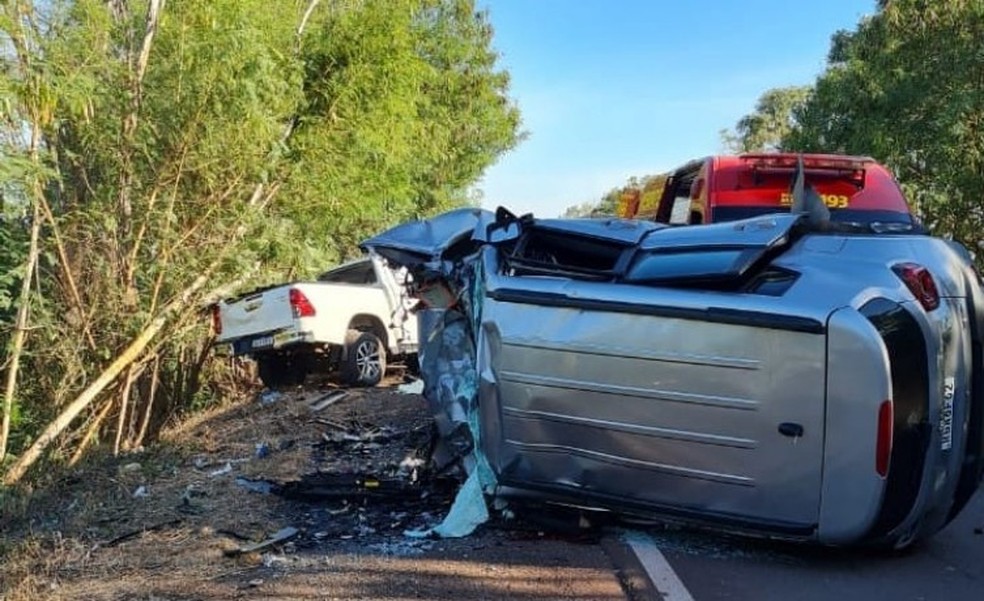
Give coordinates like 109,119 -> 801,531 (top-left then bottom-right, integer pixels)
618,153 -> 918,231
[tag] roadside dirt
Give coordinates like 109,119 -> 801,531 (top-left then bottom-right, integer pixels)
0,379 -> 628,600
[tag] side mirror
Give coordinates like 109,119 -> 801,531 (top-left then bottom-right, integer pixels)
488,221 -> 520,243
485,206 -> 525,244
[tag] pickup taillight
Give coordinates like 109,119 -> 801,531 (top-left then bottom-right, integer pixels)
211,304 -> 222,336
289,288 -> 316,318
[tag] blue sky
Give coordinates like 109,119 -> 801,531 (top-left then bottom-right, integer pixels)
474,0 -> 876,217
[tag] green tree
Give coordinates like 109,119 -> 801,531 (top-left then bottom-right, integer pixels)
0,0 -> 520,480
721,86 -> 811,153
562,186 -> 624,218
785,0 -> 984,246
280,0 -> 521,262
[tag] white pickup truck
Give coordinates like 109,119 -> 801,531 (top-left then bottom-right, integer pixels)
211,255 -> 418,388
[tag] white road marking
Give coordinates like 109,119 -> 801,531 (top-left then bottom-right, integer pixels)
623,531 -> 696,601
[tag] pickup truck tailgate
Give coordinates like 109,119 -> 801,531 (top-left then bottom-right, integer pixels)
216,286 -> 295,343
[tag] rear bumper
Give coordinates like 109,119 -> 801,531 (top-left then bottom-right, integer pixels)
214,328 -> 314,357
821,295 -> 978,546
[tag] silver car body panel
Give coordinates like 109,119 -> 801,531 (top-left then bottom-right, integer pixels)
362,209 -> 984,546
480,293 -> 827,531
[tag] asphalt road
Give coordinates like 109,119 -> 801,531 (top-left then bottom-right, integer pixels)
632,489 -> 984,601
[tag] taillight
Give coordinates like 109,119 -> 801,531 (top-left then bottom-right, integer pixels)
876,400 -> 894,477
211,304 -> 222,336
289,288 -> 316,318
892,262 -> 940,311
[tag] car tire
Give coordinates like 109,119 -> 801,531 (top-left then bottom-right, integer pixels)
256,354 -> 307,389
342,329 -> 386,387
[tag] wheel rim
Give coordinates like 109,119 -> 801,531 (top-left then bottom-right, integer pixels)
355,339 -> 381,381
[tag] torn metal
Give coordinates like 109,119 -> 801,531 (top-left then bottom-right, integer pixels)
362,206 -> 984,547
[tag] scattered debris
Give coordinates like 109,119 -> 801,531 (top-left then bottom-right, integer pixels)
101,518 -> 183,548
223,526 -> 299,558
181,485 -> 204,503
305,390 -> 350,412
132,485 -> 149,498
236,477 -> 276,495
254,442 -> 270,458
258,390 -> 283,406
367,539 -> 435,556
406,469 -> 488,539
119,462 -> 143,474
261,553 -> 289,568
320,423 -> 396,446
312,417 -> 349,430
209,462 -> 233,477
399,456 -> 427,482
398,379 -> 425,395
276,473 -> 440,502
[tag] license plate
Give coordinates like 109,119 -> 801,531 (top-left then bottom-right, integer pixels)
780,192 -> 850,208
941,377 -> 954,451
252,336 -> 274,349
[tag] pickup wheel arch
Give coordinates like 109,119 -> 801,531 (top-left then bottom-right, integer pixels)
347,314 -> 389,349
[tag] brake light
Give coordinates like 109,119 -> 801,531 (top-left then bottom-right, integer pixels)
740,153 -> 871,172
876,400 -> 893,477
740,154 -> 868,187
892,263 -> 940,311
289,288 -> 316,318
211,304 -> 222,336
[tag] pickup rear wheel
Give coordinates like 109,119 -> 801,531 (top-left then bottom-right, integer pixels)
342,330 -> 386,387
256,354 -> 307,389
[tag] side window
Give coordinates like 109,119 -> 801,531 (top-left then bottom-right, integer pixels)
664,172 -> 702,225
318,261 -> 377,284
668,191 -> 692,225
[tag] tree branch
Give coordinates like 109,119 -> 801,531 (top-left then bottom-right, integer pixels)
4,258 -> 218,485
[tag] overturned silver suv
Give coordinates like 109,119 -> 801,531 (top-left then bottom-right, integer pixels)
363,197 -> 984,548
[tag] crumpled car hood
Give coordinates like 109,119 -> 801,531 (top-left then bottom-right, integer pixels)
364,209 -> 800,267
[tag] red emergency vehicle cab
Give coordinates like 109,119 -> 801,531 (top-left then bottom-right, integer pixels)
620,153 -> 918,230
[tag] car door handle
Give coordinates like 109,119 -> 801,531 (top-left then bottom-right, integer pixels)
778,422 -> 804,438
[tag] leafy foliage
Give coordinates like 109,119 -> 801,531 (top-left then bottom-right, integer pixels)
0,0 -> 520,471
720,86 -> 811,153
561,186 -> 624,218
784,0 -> 984,247
279,0 -> 520,268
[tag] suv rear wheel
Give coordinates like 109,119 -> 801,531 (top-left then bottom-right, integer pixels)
342,329 -> 386,387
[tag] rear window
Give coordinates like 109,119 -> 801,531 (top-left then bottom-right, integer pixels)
709,157 -> 911,216
318,261 -> 377,284
624,249 -> 762,283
